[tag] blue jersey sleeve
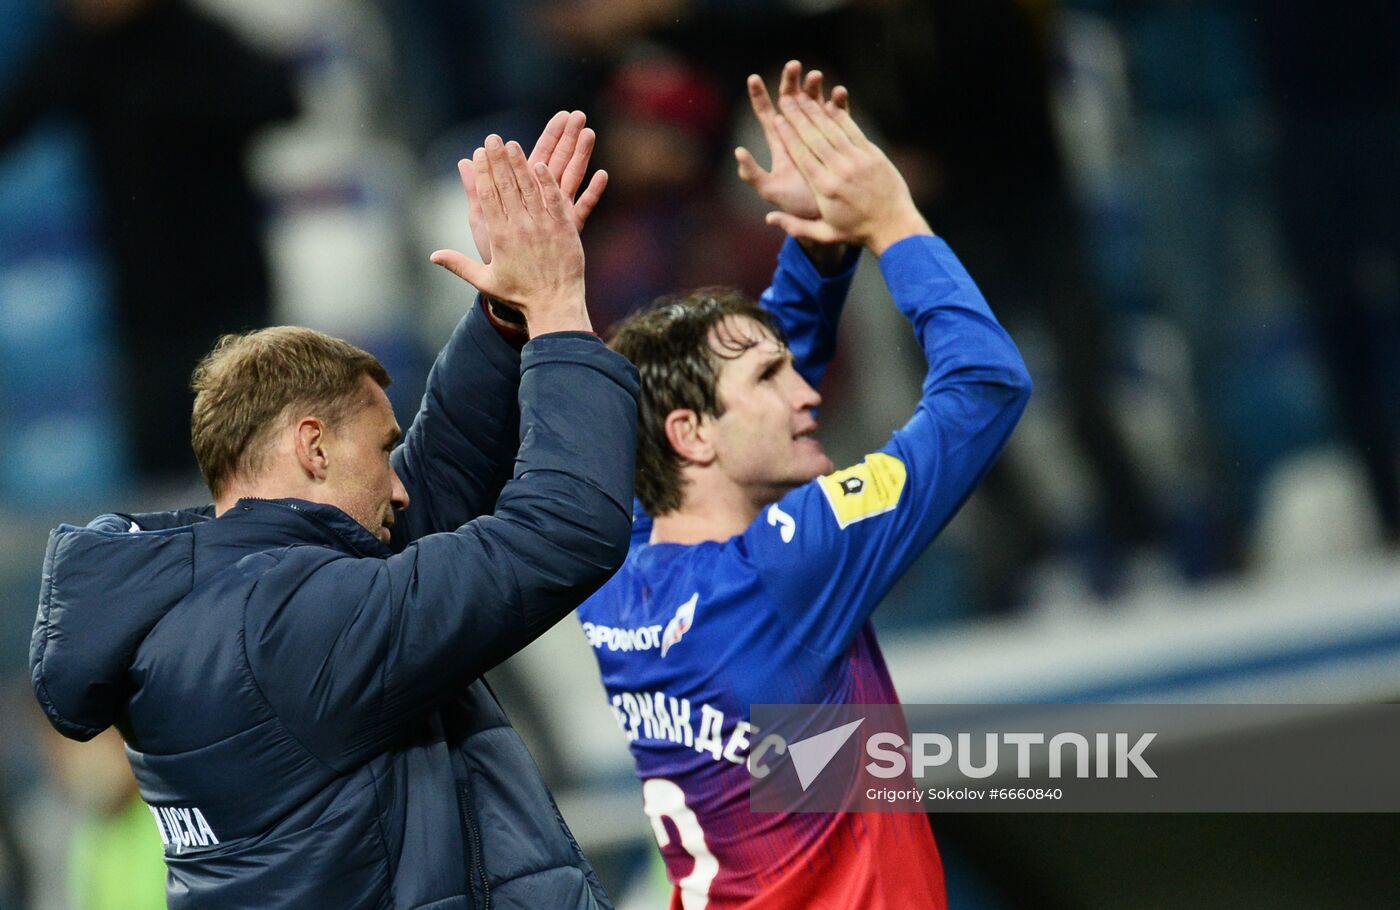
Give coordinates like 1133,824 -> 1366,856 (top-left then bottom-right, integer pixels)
759,238 -> 861,389
743,235 -> 1032,658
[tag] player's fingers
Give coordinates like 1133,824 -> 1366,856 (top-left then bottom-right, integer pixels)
533,161 -> 571,222
831,84 -> 850,111
746,74 -> 786,155
472,147 -> 504,219
485,135 -> 523,216
772,113 -> 824,182
506,140 -> 541,214
765,211 -> 841,244
734,146 -> 770,187
560,125 -> 594,202
802,69 -> 824,103
778,95 -> 834,162
528,111 -> 569,168
429,248 -> 491,289
571,168 -> 608,229
828,97 -> 868,145
777,59 -> 801,102
796,92 -> 852,154
552,111 -> 589,196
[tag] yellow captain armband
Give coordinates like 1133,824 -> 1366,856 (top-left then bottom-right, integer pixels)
815,453 -> 908,529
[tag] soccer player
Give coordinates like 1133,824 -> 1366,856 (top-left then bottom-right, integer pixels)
577,65 -> 1032,908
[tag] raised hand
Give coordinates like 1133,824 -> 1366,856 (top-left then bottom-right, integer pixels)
460,111 -> 609,264
766,92 -> 931,255
431,136 -> 590,337
735,60 -> 850,221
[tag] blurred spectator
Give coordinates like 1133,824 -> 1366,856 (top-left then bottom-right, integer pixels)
1258,0 -> 1400,545
0,0 -> 297,485
585,53 -> 781,330
47,729 -> 165,910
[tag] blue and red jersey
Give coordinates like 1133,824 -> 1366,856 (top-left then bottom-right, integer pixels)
578,235 -> 1031,908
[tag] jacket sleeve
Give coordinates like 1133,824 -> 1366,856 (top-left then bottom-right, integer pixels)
743,235 -> 1032,658
759,237 -> 861,389
246,334 -> 639,770
389,300 -> 523,548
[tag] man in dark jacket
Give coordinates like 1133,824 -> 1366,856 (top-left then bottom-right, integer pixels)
31,119 -> 634,909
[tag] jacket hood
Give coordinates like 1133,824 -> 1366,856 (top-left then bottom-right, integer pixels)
31,510 -> 209,740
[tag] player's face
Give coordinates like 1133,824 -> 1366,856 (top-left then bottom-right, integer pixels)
708,316 -> 833,501
321,375 -> 409,544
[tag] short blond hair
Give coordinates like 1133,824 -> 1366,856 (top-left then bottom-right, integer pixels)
190,326 -> 390,497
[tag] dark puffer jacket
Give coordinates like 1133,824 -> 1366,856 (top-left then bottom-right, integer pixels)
31,305 -> 637,909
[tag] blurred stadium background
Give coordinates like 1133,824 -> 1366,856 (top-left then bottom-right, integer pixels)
1,0 -> 1397,907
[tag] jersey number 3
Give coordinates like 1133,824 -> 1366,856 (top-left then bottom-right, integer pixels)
642,778 -> 718,909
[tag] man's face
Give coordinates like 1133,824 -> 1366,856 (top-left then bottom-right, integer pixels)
321,375 -> 408,544
705,316 -> 833,503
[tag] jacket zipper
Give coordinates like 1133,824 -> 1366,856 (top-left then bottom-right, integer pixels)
457,782 -> 492,909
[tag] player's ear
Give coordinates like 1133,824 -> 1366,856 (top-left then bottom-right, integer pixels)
293,416 -> 331,481
664,408 -> 715,466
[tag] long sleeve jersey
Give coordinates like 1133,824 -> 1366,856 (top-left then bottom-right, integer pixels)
578,235 -> 1032,909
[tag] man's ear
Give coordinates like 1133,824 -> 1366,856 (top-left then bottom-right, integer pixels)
293,417 -> 330,481
664,408 -> 715,467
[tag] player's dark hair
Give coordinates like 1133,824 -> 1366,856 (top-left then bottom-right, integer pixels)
609,288 -> 783,515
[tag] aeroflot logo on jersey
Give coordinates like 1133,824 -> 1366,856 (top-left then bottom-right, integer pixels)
582,593 -> 699,657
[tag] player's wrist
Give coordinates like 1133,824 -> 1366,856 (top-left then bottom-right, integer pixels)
797,238 -> 854,276
866,211 -> 933,257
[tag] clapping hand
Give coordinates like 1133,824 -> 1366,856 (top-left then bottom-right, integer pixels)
765,90 -> 931,255
735,60 -> 849,222
456,111 -> 608,266
431,136 -> 590,338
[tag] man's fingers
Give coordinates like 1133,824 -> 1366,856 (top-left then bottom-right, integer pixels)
485,135 -> 523,216
795,93 -> 851,153
802,69 -> 824,102
559,125 -> 595,202
772,113 -> 823,182
457,158 -> 475,200
828,98 -> 868,145
528,111 -> 569,167
571,168 -> 608,229
472,147 -> 504,219
746,74 -> 784,157
551,111 -> 588,195
831,85 -> 850,111
734,146 -> 769,187
460,158 -> 492,263
533,162 -> 572,222
747,73 -> 776,119
506,140 -> 541,213
777,59 -> 801,101
764,211 -> 841,244
429,248 -> 492,290
461,157 -> 482,220
778,96 -> 834,164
